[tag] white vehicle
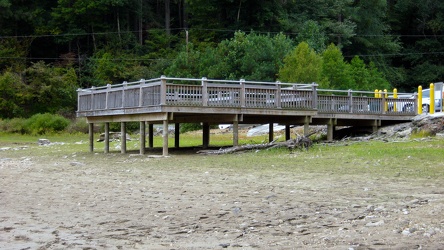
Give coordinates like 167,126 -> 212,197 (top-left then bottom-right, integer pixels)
421,83 -> 443,112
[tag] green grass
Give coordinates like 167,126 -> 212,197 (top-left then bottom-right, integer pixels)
1,132 -> 443,180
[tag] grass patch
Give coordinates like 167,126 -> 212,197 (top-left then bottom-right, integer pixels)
1,133 -> 443,180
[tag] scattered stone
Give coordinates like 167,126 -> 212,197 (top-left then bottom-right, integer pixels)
38,139 -> 50,145
365,220 -> 385,227
70,162 -> 85,166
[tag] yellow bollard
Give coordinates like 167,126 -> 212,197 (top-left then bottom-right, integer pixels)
430,83 -> 435,114
384,89 -> 388,111
379,90 -> 382,98
418,85 -> 422,114
374,89 -> 379,98
393,88 -> 398,112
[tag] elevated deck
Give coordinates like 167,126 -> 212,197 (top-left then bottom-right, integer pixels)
77,76 -> 417,155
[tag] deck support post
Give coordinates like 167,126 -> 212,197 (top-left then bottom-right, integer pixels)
233,120 -> 239,146
372,119 -> 381,134
202,122 -> 210,149
121,122 -> 126,154
104,122 -> 110,153
140,121 -> 146,155
162,120 -> 169,156
285,125 -> 291,140
327,119 -> 336,142
175,123 -> 180,148
89,123 -> 94,153
304,116 -> 311,136
148,123 -> 154,148
269,123 -> 274,142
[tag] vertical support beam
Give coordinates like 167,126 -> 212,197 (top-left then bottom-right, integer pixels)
372,120 -> 381,134
140,121 -> 146,155
233,120 -> 239,146
202,122 -> 210,149
162,120 -> 169,156
89,123 -> 94,153
148,123 -> 154,148
269,123 -> 274,142
121,122 -> 126,154
104,122 -> 110,153
348,89 -> 353,113
175,123 -> 180,148
285,125 -> 291,140
327,119 -> 336,142
304,116 -> 311,136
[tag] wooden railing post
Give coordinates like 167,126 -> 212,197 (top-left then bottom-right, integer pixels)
276,82 -> 281,108
122,81 -> 127,108
348,89 -> 353,113
240,79 -> 246,107
90,86 -> 95,111
202,77 -> 208,106
139,79 -> 145,107
160,75 -> 167,105
105,84 -> 111,110
312,83 -> 318,109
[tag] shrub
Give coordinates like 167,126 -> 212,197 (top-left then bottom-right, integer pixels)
0,118 -> 26,133
65,117 -> 90,134
24,113 -> 70,135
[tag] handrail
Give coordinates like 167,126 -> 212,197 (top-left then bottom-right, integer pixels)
77,76 -> 417,116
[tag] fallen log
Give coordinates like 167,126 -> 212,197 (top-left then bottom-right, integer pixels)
197,135 -> 312,155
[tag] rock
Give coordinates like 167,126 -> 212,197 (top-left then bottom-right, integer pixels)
38,139 -> 50,145
70,162 -> 85,166
365,220 -> 385,227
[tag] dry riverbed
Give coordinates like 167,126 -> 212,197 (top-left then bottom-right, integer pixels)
1,140 -> 443,249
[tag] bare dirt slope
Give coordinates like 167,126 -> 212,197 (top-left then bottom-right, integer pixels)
1,144 -> 443,249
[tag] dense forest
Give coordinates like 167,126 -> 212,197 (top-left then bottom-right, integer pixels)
0,0 -> 443,119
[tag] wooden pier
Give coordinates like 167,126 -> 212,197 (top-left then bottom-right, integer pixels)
77,76 -> 417,155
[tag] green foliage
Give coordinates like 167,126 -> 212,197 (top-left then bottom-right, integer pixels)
23,62 -> 79,116
180,123 -> 202,133
24,113 -> 70,135
297,20 -> 326,53
0,118 -> 26,134
166,31 -> 294,81
0,71 -> 25,118
321,44 -> 353,89
278,42 -> 323,84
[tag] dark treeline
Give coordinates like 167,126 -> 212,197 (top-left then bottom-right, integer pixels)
0,0 -> 443,118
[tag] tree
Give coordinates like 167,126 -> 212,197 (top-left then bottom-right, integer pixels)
321,43 -> 352,89
278,42 -> 323,85
297,20 -> 326,53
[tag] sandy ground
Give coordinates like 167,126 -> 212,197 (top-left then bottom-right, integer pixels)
1,143 -> 444,249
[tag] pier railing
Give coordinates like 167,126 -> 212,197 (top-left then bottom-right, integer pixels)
77,76 -> 417,116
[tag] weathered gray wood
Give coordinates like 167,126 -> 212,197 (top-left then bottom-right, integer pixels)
140,121 -> 146,154
233,120 -> 239,146
104,122 -> 109,153
162,119 -> 168,156
121,122 -> 126,153
89,123 -> 94,153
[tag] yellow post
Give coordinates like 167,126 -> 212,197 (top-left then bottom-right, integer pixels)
430,83 -> 435,114
374,89 -> 379,98
418,85 -> 423,114
384,89 -> 388,111
393,88 -> 398,112
379,90 -> 382,98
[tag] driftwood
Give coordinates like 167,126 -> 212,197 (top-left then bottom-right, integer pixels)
197,135 -> 312,155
